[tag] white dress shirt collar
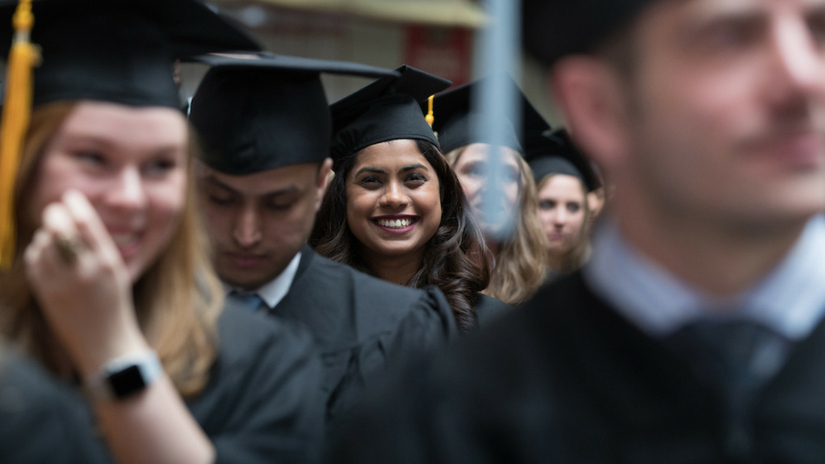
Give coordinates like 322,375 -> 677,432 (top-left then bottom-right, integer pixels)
224,252 -> 302,310
583,216 -> 825,340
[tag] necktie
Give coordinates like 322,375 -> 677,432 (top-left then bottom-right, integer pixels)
665,319 -> 791,461
228,292 -> 267,313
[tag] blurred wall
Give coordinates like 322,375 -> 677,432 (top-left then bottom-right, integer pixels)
183,0 -> 566,127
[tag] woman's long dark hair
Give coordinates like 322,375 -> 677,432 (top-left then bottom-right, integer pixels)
310,140 -> 490,332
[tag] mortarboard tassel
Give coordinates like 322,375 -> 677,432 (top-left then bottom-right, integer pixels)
0,0 -> 39,270
425,94 -> 435,127
426,94 -> 438,139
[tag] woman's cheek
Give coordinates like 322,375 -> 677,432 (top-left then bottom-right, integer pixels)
506,183 -> 520,209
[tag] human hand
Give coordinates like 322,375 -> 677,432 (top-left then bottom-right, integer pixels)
24,190 -> 148,375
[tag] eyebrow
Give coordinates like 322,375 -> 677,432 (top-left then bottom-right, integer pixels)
399,163 -> 427,173
65,132 -> 184,151
202,175 -> 300,197
355,167 -> 386,176
355,164 -> 428,177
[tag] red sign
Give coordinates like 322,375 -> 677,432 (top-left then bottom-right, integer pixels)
405,26 -> 472,87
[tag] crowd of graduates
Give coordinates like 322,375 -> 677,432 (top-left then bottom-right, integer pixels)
3,0 -> 825,462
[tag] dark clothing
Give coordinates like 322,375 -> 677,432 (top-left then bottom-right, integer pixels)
0,350 -> 112,464
329,272 -> 825,463
474,293 -> 511,328
189,303 -> 325,464
0,303 -> 323,464
270,247 -> 457,427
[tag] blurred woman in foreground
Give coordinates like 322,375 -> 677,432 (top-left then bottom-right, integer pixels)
0,2 -> 322,463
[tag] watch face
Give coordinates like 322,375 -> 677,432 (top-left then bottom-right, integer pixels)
108,364 -> 147,398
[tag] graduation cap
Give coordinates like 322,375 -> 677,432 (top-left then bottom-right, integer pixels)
189,52 -> 401,175
0,0 -> 262,109
525,128 -> 601,192
428,77 -> 549,155
522,0 -> 656,65
330,65 -> 452,170
0,0 -> 261,268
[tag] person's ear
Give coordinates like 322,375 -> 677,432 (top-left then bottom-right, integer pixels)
550,56 -> 631,171
315,157 -> 334,207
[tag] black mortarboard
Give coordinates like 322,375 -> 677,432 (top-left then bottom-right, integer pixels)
429,77 -> 549,154
189,52 -> 400,175
330,65 -> 451,169
522,0 -> 657,65
0,0 -> 261,109
526,128 -> 600,192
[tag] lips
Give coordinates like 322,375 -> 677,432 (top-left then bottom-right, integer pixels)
371,215 -> 419,233
108,231 -> 142,261
547,232 -> 566,241
225,252 -> 266,268
745,131 -> 825,168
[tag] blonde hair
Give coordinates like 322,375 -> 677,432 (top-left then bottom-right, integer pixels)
446,147 -> 548,306
536,173 -> 592,274
0,102 -> 223,397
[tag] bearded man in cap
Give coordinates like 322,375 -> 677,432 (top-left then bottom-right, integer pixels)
327,0 -> 825,462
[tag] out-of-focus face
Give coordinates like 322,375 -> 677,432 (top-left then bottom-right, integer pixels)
451,143 -> 521,234
592,0 -> 825,228
197,160 -> 329,291
537,174 -> 587,255
346,140 -> 442,263
28,101 -> 189,283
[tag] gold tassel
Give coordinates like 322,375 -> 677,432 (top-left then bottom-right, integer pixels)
425,94 -> 438,139
0,0 -> 39,270
425,94 -> 435,127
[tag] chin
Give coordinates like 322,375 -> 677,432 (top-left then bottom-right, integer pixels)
220,275 -> 266,291
125,260 -> 148,284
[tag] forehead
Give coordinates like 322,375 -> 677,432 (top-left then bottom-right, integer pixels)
455,143 -> 521,168
197,161 -> 317,194
680,0 -> 825,14
539,174 -> 586,198
55,101 -> 188,150
352,140 -> 433,170
642,0 -> 825,30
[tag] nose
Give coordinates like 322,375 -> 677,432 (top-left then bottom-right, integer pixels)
378,181 -> 410,210
233,206 -> 262,248
107,166 -> 147,212
553,206 -> 568,227
767,16 -> 825,102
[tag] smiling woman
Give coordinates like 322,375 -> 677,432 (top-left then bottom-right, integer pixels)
310,65 -> 511,332
345,140 -> 442,268
0,2 -> 322,464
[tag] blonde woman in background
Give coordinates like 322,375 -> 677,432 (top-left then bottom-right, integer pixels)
433,80 -> 548,306
526,129 -> 601,278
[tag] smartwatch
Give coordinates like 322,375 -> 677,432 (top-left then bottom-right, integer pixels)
84,350 -> 163,402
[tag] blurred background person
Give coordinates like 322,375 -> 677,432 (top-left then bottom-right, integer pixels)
526,128 -> 601,277
431,79 -> 548,306
311,66 -> 510,332
0,2 -> 323,463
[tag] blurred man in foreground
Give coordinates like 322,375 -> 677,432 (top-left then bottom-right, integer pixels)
328,0 -> 825,461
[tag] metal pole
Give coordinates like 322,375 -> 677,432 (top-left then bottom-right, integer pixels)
472,0 -> 521,240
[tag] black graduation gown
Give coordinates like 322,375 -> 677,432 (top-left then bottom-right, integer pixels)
270,246 -> 457,427
473,293 -> 511,327
0,350 -> 112,464
0,304 -> 322,464
328,272 -> 825,464
188,303 -> 325,464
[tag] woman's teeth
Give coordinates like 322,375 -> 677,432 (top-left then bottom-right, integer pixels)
376,218 -> 414,229
111,233 -> 138,248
